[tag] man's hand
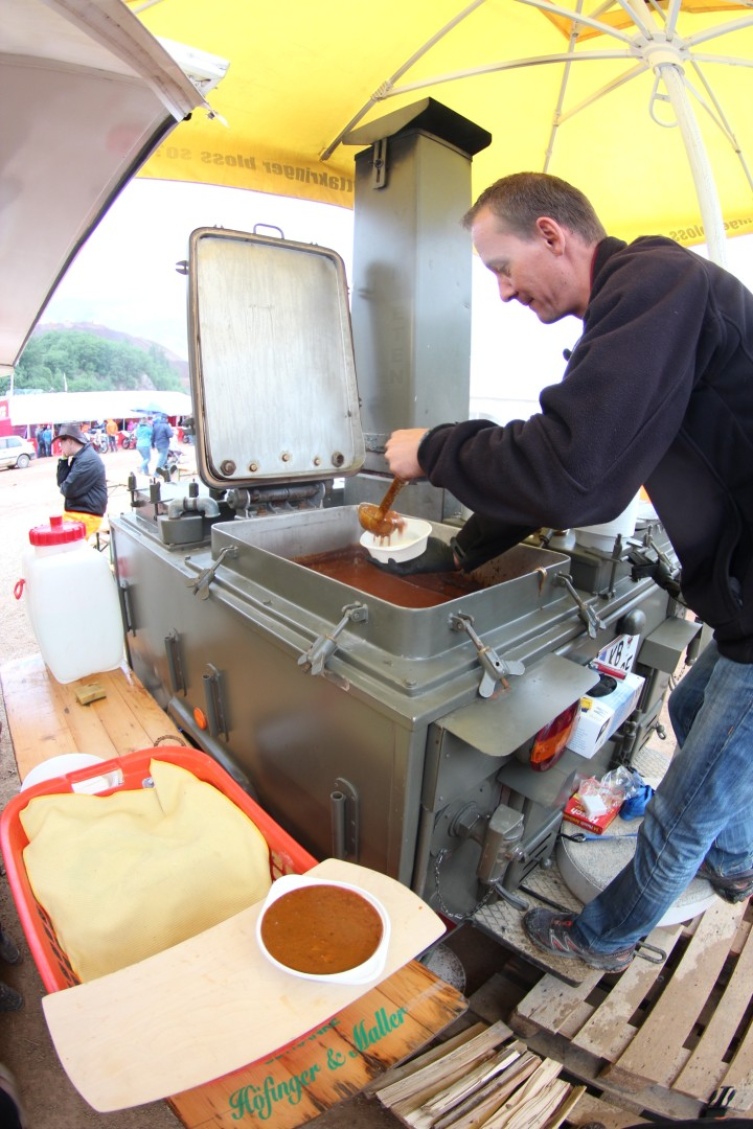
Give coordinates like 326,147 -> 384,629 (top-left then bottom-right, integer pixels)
384,429 -> 428,480
56,458 -> 70,485
372,536 -> 457,576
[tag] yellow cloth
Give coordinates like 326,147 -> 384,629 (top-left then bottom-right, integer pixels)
21,759 -> 272,982
63,510 -> 102,538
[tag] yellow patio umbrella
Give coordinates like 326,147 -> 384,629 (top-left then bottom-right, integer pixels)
131,0 -> 753,264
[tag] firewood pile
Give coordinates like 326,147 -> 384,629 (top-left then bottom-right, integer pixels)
371,1019 -> 585,1128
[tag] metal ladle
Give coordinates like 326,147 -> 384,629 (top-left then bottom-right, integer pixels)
357,477 -> 406,539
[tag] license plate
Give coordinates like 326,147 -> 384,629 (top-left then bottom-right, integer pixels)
597,633 -> 640,673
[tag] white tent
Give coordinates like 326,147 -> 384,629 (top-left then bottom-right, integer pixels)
8,390 -> 192,428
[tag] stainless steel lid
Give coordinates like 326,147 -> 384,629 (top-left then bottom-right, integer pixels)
188,227 -> 365,490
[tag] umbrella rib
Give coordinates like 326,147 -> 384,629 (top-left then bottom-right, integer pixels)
514,0 -> 635,45
691,52 -> 753,69
321,0 -> 638,159
613,0 -> 656,40
319,0 -> 486,160
685,62 -> 753,192
663,0 -> 682,39
386,49 -> 636,97
556,60 -> 647,124
685,15 -> 753,51
544,0 -> 583,171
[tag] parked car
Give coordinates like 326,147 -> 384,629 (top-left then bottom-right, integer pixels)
0,435 -> 36,470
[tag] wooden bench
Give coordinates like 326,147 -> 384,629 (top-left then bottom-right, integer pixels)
0,653 -> 467,1128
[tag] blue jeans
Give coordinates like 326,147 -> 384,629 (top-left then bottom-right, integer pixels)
572,641 -> 753,952
155,445 -> 169,470
136,444 -> 151,474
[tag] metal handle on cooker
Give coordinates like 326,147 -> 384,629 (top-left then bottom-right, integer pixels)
164,630 -> 186,695
118,578 -> 135,636
202,663 -> 228,738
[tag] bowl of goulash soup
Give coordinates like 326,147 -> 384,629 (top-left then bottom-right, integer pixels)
256,874 -> 390,984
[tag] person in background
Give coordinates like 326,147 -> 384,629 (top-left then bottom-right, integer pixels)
55,422 -> 107,538
152,414 -> 174,473
34,424 -> 45,458
105,418 -> 118,453
384,171 -> 753,973
182,415 -> 195,446
42,424 -> 52,458
135,416 -> 154,476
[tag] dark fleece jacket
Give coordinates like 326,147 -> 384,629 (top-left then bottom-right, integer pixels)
418,236 -> 753,663
57,441 -> 108,516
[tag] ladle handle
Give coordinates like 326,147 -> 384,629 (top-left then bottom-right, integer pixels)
377,476 -> 405,517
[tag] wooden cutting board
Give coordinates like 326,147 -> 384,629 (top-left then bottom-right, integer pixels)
42,858 -> 447,1112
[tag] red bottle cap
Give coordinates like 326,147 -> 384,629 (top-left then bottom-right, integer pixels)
28,515 -> 86,546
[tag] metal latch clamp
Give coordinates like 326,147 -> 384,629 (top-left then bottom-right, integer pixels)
184,546 -> 238,600
449,612 -> 525,698
556,574 -> 606,638
298,602 -> 368,677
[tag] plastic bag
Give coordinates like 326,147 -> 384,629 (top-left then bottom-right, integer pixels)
600,765 -> 646,800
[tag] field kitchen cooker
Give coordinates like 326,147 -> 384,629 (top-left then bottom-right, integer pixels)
110,102 -> 702,956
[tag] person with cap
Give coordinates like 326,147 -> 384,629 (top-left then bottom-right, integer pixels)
55,422 -> 108,538
384,171 -> 753,974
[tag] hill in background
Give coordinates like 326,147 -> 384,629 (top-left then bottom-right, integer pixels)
37,323 -> 189,386
8,323 -> 189,395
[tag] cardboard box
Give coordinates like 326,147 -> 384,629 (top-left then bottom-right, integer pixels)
566,672 -> 645,760
563,793 -> 623,835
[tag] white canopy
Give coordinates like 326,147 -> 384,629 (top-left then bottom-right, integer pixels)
8,391 -> 193,427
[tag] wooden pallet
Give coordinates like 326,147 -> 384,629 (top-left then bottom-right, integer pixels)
559,1092 -> 648,1128
509,898 -> 753,1120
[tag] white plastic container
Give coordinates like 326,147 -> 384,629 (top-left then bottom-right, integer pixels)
576,493 -> 641,551
360,517 -> 432,564
20,516 -> 124,684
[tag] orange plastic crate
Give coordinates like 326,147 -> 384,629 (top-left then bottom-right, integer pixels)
0,746 -> 317,992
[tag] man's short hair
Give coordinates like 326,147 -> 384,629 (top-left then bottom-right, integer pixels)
463,172 -> 606,243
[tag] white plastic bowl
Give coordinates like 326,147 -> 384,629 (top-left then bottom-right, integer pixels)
20,753 -> 121,794
256,873 -> 391,985
360,517 -> 432,564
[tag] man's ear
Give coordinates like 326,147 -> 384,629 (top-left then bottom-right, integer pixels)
536,217 -> 566,254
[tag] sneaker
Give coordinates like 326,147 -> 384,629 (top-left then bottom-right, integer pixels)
523,909 -> 635,972
0,982 -> 24,1013
0,930 -> 21,966
698,861 -> 753,903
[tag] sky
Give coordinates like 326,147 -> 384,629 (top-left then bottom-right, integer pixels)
42,178 -> 753,424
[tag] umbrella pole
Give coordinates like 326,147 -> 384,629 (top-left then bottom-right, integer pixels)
652,60 -> 728,267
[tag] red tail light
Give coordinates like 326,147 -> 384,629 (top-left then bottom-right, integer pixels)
529,701 -> 580,772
